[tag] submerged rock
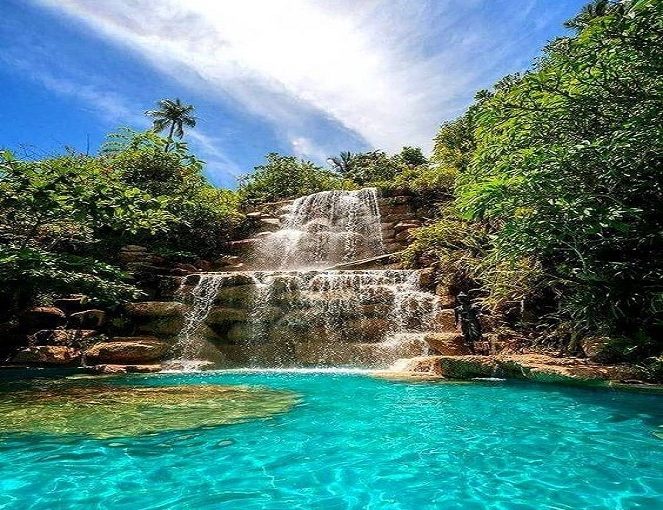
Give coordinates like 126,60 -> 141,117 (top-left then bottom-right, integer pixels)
86,364 -> 162,374
0,383 -> 298,438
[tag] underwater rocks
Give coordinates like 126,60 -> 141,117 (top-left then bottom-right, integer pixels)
0,383 -> 298,438
383,354 -> 645,386
84,337 -> 170,364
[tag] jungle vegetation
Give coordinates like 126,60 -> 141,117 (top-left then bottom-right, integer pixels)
1,0 -> 660,362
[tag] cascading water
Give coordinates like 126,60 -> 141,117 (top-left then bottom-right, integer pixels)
172,188 -> 444,368
254,188 -> 384,269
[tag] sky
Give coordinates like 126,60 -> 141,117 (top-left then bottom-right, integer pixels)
0,0 -> 587,188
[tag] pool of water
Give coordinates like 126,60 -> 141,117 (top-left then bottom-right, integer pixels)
0,369 -> 662,509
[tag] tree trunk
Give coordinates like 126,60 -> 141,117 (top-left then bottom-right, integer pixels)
164,122 -> 175,152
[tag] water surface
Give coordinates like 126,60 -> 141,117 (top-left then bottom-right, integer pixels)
0,370 -> 661,509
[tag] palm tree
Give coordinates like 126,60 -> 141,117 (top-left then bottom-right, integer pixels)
145,98 -> 197,151
328,151 -> 355,174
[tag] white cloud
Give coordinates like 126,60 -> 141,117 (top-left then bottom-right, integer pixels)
33,0 -> 561,155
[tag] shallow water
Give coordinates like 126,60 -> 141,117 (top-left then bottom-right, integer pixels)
0,370 -> 662,509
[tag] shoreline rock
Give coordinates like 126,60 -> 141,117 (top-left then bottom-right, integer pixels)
377,354 -> 655,388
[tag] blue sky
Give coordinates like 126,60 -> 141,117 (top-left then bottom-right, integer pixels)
0,0 -> 587,188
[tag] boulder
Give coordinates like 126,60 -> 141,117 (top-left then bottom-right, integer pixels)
30,329 -> 99,346
11,346 -> 81,365
84,337 -> 170,364
123,301 -> 188,319
136,318 -> 184,337
22,307 -> 66,329
432,309 -> 457,331
424,333 -> 470,355
69,309 -> 106,328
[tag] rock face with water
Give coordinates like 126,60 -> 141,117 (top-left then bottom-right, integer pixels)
252,188 -> 385,269
171,269 -> 445,366
160,188 -> 457,368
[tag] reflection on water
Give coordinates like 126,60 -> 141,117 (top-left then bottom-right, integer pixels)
0,381 -> 298,439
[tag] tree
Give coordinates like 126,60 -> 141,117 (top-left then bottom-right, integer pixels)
328,151 -> 355,175
145,98 -> 197,152
398,146 -> 428,167
239,153 -> 355,204
453,0 -> 663,348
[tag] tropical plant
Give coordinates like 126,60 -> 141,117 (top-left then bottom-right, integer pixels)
145,98 -> 197,151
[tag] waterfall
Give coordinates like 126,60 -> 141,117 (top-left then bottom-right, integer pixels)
254,188 -> 384,269
171,188 -> 445,368
172,269 -> 440,367
173,274 -> 226,362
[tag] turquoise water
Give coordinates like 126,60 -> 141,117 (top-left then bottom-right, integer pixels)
1,370 -> 662,509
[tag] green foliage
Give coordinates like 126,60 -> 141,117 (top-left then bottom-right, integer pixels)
338,150 -> 403,185
103,129 -> 243,256
239,153 -> 355,204
0,149 -> 174,250
0,246 -> 142,306
402,207 -> 491,293
448,0 -> 663,343
0,128 -> 243,310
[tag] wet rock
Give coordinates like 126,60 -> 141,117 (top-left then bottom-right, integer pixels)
206,307 -> 249,326
69,309 -> 106,329
84,337 -> 170,364
22,306 -> 66,329
432,309 -> 457,331
418,267 -> 436,289
394,229 -> 414,242
226,323 -> 253,343
11,346 -> 81,365
386,354 -> 645,385
259,217 -> 281,231
580,336 -> 612,362
174,262 -> 198,273
424,333 -> 470,356
214,284 -> 257,308
344,318 -> 391,342
394,221 -> 421,233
